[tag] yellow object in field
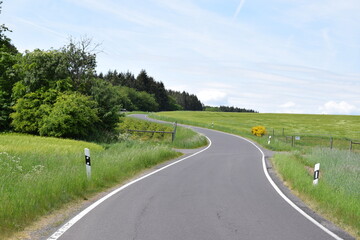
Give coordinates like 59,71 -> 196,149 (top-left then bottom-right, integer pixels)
251,126 -> 267,137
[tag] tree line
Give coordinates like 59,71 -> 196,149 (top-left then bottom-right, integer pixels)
98,70 -> 203,112
204,106 -> 257,113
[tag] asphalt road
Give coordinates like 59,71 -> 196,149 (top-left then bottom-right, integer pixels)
49,115 -> 347,240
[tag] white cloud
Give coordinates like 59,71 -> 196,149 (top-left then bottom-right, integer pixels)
319,101 -> 357,115
197,89 -> 228,106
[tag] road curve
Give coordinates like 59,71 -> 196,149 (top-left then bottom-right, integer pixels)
49,115 -> 348,240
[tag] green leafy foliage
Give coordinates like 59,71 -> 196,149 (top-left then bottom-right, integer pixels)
13,49 -> 69,95
39,92 -> 99,138
0,90 -> 11,129
11,90 -> 100,139
10,90 -> 58,134
0,21 -> 20,129
118,86 -> 159,112
89,79 -> 123,130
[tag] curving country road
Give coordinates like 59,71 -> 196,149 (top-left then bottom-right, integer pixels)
48,114 -> 350,240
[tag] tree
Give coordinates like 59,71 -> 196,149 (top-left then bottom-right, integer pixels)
204,105 -> 257,113
0,1 -> 19,129
118,86 -> 159,112
61,37 -> 99,92
0,51 -> 19,129
135,70 -> 169,111
13,49 -> 70,96
168,95 -> 183,111
89,78 -> 124,130
167,90 -> 203,111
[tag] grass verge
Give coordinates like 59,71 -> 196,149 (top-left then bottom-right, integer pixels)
272,150 -> 360,238
0,133 -> 181,239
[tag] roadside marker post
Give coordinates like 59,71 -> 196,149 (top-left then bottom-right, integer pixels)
313,163 -> 320,185
268,136 -> 271,144
84,148 -> 91,180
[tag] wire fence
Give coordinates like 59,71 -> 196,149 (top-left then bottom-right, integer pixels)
265,128 -> 360,151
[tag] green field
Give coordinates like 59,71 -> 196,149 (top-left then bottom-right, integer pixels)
0,122 -> 206,239
151,111 -> 360,238
151,112 -> 360,151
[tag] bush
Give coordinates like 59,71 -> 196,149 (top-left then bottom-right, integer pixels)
251,126 -> 267,137
39,92 -> 99,138
10,90 -> 58,134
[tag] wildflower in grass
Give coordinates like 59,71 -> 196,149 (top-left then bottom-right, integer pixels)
0,152 -> 23,175
0,152 -> 45,178
31,165 -> 45,174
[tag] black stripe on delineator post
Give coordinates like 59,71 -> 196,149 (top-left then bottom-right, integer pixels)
314,170 -> 319,179
85,148 -> 91,180
313,163 -> 320,185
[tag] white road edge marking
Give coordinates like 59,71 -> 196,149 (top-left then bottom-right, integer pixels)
144,116 -> 343,239
223,132 -> 343,240
48,137 -> 212,240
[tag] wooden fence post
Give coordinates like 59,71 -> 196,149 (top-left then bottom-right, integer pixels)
330,136 -> 333,149
172,122 -> 177,142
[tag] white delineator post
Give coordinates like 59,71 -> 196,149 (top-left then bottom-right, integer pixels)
84,148 -> 91,180
313,163 -> 320,185
268,136 -> 272,144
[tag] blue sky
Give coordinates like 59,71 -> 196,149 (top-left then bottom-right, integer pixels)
2,0 -> 360,114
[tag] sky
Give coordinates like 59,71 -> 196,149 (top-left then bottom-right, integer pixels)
2,0 -> 360,114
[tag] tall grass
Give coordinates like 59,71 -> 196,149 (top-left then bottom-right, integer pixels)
172,126 -> 208,149
273,150 -> 360,238
0,133 -> 180,238
305,148 -> 360,198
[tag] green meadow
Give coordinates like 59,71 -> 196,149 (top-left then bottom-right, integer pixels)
151,111 -> 360,238
151,111 -> 360,138
0,118 -> 207,239
151,112 -> 360,150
